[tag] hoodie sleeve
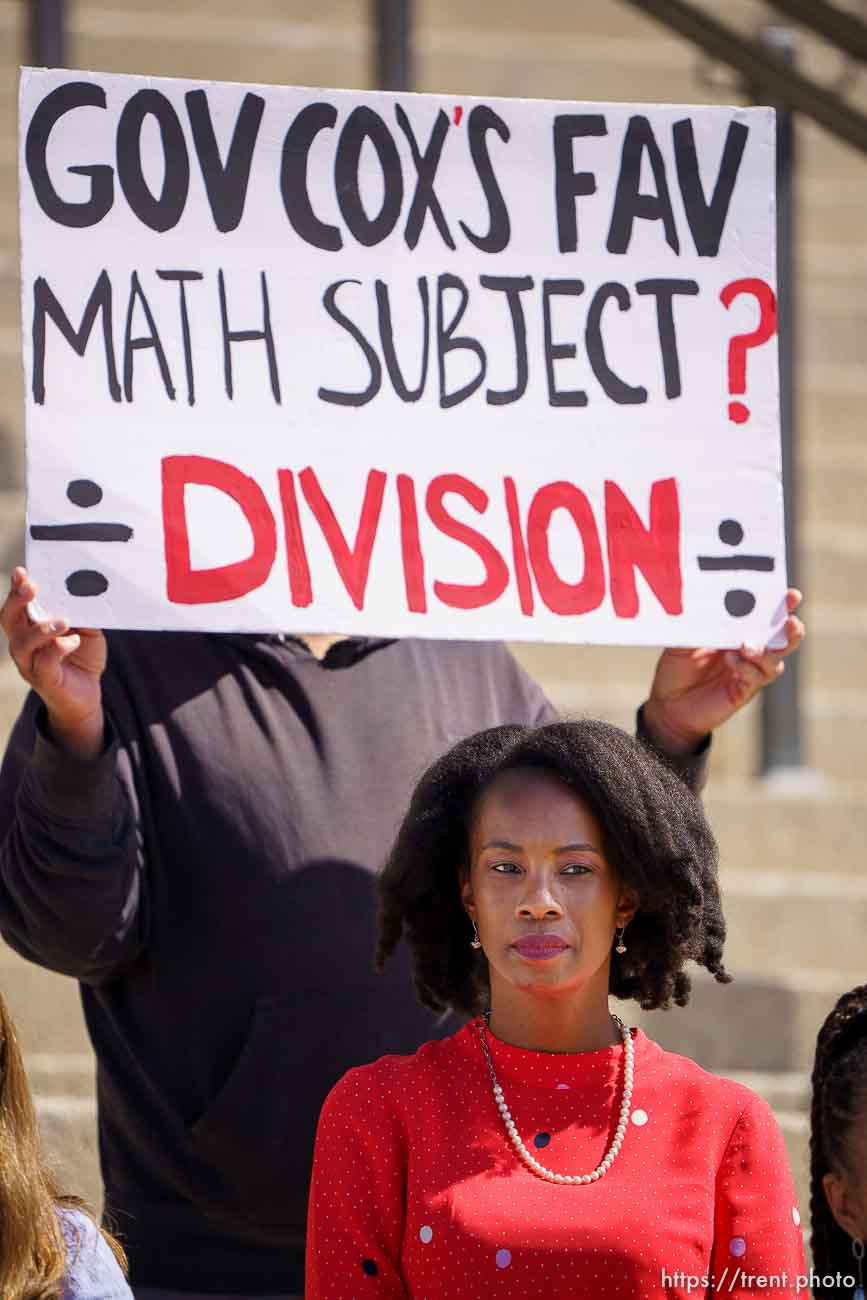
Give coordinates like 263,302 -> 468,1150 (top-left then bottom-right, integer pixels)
0,693 -> 146,984
637,705 -> 710,795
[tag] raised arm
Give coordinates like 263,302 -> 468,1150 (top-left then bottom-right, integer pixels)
0,568 -> 145,983
640,587 -> 805,791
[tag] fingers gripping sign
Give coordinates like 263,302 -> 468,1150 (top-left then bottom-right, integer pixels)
642,588 -> 805,753
729,586 -> 804,683
1,567 -> 107,759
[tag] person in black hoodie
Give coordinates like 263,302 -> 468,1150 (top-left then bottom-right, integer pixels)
0,565 -> 804,1297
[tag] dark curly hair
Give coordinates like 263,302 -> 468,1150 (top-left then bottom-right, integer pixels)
809,984 -> 867,1295
376,718 -> 729,1017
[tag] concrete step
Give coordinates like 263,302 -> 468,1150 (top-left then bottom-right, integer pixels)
63,17 -> 371,95
510,642 -> 658,692
803,451 -> 867,527
802,236 -> 867,275
0,489 -> 24,576
423,0 -> 724,43
785,387 -> 863,460
41,0 -> 363,23
706,783 -> 867,872
0,946 -> 90,1056
0,461 -> 20,504
705,692 -> 867,787
417,52 -> 703,104
0,353 -> 25,486
0,197 -> 14,246
802,529 -> 867,604
800,114 -> 867,180
26,1050 -> 95,1099
803,272 -> 867,320
0,667 -> 28,743
803,358 -> 867,403
7,0 -> 805,54
35,1093 -> 102,1211
719,873 -> 866,976
623,963 -> 858,1074
0,6 -> 22,42
0,261 -> 20,312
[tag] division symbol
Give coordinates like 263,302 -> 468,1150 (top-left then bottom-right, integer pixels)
697,518 -> 775,617
29,479 -> 133,597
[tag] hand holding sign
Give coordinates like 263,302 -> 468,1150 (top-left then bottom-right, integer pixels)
0,568 -> 106,759
642,588 -> 805,752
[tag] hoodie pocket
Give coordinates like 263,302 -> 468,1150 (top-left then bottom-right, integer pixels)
189,993 -> 325,1229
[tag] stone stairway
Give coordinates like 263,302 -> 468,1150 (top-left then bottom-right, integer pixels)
1,0 -> 866,1243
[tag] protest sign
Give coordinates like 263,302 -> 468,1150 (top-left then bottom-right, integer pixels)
18,68 -> 786,644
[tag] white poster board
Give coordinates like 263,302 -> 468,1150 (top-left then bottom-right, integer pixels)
19,68 -> 786,645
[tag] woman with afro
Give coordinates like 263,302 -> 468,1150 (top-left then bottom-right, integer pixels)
306,720 -> 805,1298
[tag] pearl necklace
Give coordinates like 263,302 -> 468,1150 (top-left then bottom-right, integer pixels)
476,1014 -> 634,1184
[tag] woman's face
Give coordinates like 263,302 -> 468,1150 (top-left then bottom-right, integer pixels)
824,1110 -> 867,1244
461,767 -> 637,1003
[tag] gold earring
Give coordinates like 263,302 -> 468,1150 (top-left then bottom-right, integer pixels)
615,926 -> 627,955
470,919 -> 482,950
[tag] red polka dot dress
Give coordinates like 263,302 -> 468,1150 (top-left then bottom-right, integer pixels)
306,1021 -> 806,1298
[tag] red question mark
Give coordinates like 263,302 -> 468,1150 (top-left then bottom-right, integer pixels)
719,278 -> 777,424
